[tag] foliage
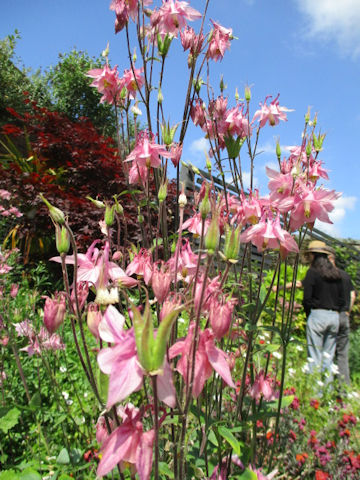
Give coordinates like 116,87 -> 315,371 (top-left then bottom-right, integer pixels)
40,49 -> 117,137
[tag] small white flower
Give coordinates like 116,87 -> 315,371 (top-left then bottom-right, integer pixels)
323,352 -> 331,359
84,392 -> 88,398
330,363 -> 339,374
288,368 -> 295,376
302,364 -> 310,373
59,366 -> 67,373
62,391 -> 69,400
66,399 -> 73,406
272,351 -> 282,359
307,357 -> 315,363
296,345 -> 303,352
317,380 -> 324,387
259,335 -> 265,340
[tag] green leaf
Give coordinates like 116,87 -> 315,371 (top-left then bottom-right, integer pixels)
29,392 -> 41,410
207,430 -> 218,446
56,448 -> 70,465
265,394 -> 295,410
0,408 -> 21,433
217,426 -> 242,456
158,462 -> 175,478
0,471 -> 18,480
58,476 -> 73,480
19,469 -> 41,480
238,469 -> 258,480
69,448 -> 83,464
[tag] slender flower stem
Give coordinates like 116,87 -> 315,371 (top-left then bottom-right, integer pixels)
151,375 -> 159,480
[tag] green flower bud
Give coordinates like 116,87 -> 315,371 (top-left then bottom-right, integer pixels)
245,85 -> 251,102
235,87 -> 240,102
305,107 -> 311,124
105,204 -> 116,227
199,187 -> 211,220
306,141 -> 312,158
133,47 -> 137,63
276,140 -> 281,159
193,77 -> 204,94
114,199 -> 124,216
158,181 -> 168,203
222,224 -> 241,263
204,214 -> 220,255
39,193 -> 65,225
55,224 -> 70,255
151,307 -> 181,373
220,75 -> 226,93
161,121 -> 178,146
157,33 -> 172,57
86,196 -> 105,209
157,87 -> 163,104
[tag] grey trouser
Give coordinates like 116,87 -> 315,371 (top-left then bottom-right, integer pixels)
306,309 -> 339,383
336,312 -> 350,384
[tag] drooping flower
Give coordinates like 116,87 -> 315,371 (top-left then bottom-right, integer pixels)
126,248 -> 153,285
151,261 -> 172,303
120,67 -> 145,99
86,64 -> 121,105
208,295 -> 237,339
97,305 -> 176,408
249,371 -> 275,402
43,292 -> 66,334
169,323 -> 235,397
97,403 -> 154,480
125,131 -> 171,169
253,94 -> 292,127
157,0 -> 202,36
207,20 -> 232,62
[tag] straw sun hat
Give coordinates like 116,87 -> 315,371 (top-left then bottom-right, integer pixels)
305,240 -> 334,255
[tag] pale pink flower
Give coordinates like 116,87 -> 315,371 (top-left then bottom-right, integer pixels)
190,99 -> 207,128
289,186 -> 340,231
241,213 -> 299,257
169,142 -> 183,167
253,94 -> 292,127
14,320 -> 35,338
0,189 -> 11,200
120,67 -> 145,99
43,292 -> 66,334
128,162 -> 149,185
126,131 -> 171,169
209,296 -> 237,339
151,261 -> 172,303
159,294 -> 182,322
225,106 -> 251,138
126,248 -> 153,285
207,20 -> 232,62
157,0 -> 202,36
87,303 -> 102,339
10,284 -> 19,298
169,323 -> 235,398
97,404 -> 154,480
97,306 -> 176,408
180,26 -> 204,55
182,212 -> 210,236
87,64 -> 121,105
249,371 -> 274,402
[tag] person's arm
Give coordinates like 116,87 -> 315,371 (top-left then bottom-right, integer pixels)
302,269 -> 314,317
349,289 -> 356,313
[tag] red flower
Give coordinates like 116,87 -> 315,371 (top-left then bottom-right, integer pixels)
310,399 -> 320,410
315,471 -> 331,480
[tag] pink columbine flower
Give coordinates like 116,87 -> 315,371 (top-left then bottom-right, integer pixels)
207,20 -> 232,62
125,131 -> 171,169
128,162 -> 149,185
289,186 -> 340,231
110,0 -> 153,32
151,261 -> 172,303
253,94 -> 292,127
97,305 -> 176,408
0,189 -> 11,200
97,404 -> 155,480
208,296 -> 237,339
87,303 -> 102,339
43,292 -> 66,335
225,106 -> 251,138
10,284 -> 19,298
180,26 -> 204,55
249,371 -> 275,402
87,64 -> 121,105
169,142 -> 183,167
182,212 -> 210,236
190,99 -> 207,128
120,67 -> 145,99
169,323 -> 235,398
157,0 -> 202,36
241,212 -> 299,258
51,240 -> 136,289
126,248 -> 153,285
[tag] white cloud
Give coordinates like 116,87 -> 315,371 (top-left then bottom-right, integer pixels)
295,0 -> 360,57
316,195 -> 357,237
189,137 -> 210,155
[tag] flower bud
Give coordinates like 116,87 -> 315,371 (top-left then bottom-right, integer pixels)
276,140 -> 281,160
220,75 -> 226,93
306,141 -> 312,158
161,121 -> 178,146
178,192 -> 187,208
245,85 -> 251,102
39,193 -> 65,225
102,42 -> 110,58
133,47 -> 137,63
193,77 -> 204,94
157,87 -> 163,104
43,292 -> 66,334
235,87 -> 240,102
222,224 -> 241,262
199,187 -> 211,219
204,214 -> 220,254
105,204 -> 115,227
114,199 -> 124,216
86,196 -> 105,209
87,303 -> 101,339
55,224 -> 70,255
158,181 -> 168,203
157,33 -> 172,57
305,107 -> 311,124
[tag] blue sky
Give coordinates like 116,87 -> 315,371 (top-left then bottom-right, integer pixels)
2,0 -> 360,239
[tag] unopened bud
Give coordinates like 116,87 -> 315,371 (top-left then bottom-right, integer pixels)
39,194 -> 66,225
105,204 -> 115,227
102,42 -> 110,58
133,47 -> 137,63
158,181 -> 168,203
55,224 -> 70,255
178,192 -> 187,208
193,77 -> 204,94
305,107 -> 311,124
276,140 -> 281,159
222,224 -> 241,262
312,113 -> 317,127
199,186 -> 211,219
86,196 -> 105,209
157,87 -> 163,104
114,199 -> 124,216
306,142 -> 312,158
235,87 -> 240,102
245,85 -> 251,102
204,215 -> 220,254
220,75 -> 225,93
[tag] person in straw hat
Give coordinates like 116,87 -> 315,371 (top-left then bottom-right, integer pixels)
302,240 -> 345,382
